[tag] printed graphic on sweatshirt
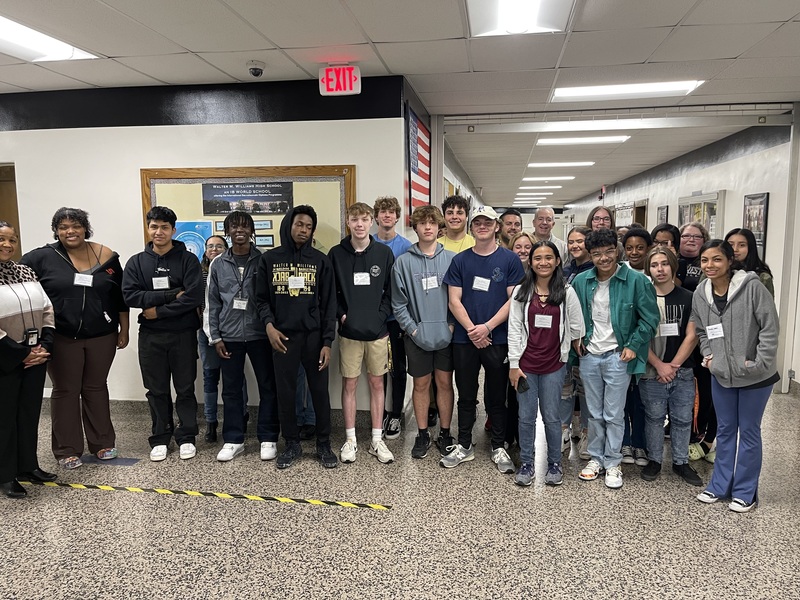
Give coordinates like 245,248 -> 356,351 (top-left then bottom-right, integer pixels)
271,262 -> 318,297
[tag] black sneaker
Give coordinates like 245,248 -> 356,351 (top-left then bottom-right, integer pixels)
427,408 -> 438,428
411,432 -> 431,459
673,463 -> 703,486
436,432 -> 454,456
276,441 -> 302,469
299,424 -> 317,440
316,442 -> 338,469
641,460 -> 661,481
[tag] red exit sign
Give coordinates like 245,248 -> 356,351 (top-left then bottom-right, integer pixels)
319,65 -> 361,96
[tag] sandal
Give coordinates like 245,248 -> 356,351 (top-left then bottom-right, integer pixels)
96,448 -> 118,460
58,456 -> 83,470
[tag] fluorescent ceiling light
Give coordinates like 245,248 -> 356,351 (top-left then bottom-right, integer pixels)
467,0 -> 574,37
518,186 -> 561,190
537,136 -> 630,145
553,80 -> 704,102
0,16 -> 97,62
516,192 -> 553,196
521,176 -> 574,181
514,201 -> 541,205
528,162 -> 594,168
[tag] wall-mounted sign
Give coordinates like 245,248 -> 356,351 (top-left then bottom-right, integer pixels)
319,65 -> 361,96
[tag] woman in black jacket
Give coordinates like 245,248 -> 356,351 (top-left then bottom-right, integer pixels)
21,208 -> 129,470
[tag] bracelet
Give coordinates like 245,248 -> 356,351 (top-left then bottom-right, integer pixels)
484,323 -> 492,333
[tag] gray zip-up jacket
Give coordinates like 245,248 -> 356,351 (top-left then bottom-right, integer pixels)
691,270 -> 779,388
391,242 -> 455,352
205,245 -> 266,344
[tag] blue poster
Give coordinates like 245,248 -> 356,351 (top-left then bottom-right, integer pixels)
175,221 -> 213,261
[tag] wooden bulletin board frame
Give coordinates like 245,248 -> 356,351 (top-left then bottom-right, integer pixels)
140,165 -> 356,253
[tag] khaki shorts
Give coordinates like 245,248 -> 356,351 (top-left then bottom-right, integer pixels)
339,335 -> 390,378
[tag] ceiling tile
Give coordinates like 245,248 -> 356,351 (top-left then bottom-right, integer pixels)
718,57 -> 800,79
102,0 -> 270,52
574,0 -> 696,30
375,40 -> 469,74
684,0 -> 800,25
560,29 -> 672,67
0,81 -> 29,93
421,89 -> 549,107
223,0 -> 366,48
0,64 -> 92,90
345,0 -> 465,42
427,103 -> 549,115
690,77 -> 800,95
469,35 -> 565,71
408,70 -> 556,93
199,50 -> 311,81
554,60 -> 732,87
0,53 -> 25,67
42,59 -> 163,87
116,54 -> 236,85
649,23 -> 781,62
284,45 -> 388,77
741,22 -> 800,58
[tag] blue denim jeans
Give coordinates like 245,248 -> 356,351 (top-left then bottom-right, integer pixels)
579,350 -> 631,469
639,368 -> 695,465
295,364 -> 315,426
559,366 -> 588,429
517,365 -> 566,465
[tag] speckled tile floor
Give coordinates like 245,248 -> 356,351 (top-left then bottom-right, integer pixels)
2,384 -> 800,600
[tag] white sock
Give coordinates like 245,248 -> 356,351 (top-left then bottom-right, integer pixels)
345,428 -> 356,443
372,428 -> 382,444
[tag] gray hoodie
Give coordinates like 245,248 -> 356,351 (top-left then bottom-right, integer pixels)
391,242 -> 455,352
691,270 -> 779,388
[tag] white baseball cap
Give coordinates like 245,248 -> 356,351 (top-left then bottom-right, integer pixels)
470,205 -> 500,225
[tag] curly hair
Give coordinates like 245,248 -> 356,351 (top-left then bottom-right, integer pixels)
51,207 -> 93,240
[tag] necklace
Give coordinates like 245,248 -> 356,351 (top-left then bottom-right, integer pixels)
535,287 -> 549,304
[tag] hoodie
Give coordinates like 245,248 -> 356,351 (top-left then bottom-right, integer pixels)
255,209 -> 336,347
122,239 -> 202,332
391,243 -> 455,352
328,235 -> 394,341
691,270 -> 779,388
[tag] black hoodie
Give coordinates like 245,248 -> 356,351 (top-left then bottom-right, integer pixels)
122,239 -> 202,332
255,208 -> 336,347
328,234 -> 394,341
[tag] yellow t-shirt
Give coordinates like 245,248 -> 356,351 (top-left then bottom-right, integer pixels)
441,233 -> 475,254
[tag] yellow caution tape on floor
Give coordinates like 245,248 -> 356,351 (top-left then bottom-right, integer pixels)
19,480 -> 391,510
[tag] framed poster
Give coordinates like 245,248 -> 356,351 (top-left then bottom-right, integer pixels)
657,206 -> 668,225
175,221 -> 213,261
255,235 -> 274,248
743,192 -> 769,260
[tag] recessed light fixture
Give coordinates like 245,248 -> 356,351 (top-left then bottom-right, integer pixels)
522,176 -> 574,181
0,16 -> 97,61
516,192 -> 553,196
537,136 -> 630,145
528,162 -> 594,168
553,80 -> 704,102
467,0 -> 574,37
518,186 -> 561,190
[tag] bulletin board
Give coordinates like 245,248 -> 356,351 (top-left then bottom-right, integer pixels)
140,165 -> 356,255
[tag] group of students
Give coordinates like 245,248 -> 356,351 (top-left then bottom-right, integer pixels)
0,198 -> 778,514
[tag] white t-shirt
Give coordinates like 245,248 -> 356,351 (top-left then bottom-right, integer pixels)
587,278 -> 618,354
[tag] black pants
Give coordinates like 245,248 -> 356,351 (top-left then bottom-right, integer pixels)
138,328 -> 198,447
453,344 -> 509,450
384,320 -> 407,417
0,363 -> 46,483
693,363 -> 717,442
273,330 -> 332,444
220,339 -> 278,444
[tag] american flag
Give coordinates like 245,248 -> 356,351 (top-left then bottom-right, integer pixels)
409,109 -> 430,209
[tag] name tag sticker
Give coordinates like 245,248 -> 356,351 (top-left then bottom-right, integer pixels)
73,273 -> 93,287
534,314 -> 553,329
233,298 -> 248,311
288,276 -> 305,290
706,323 -> 724,339
152,276 -> 170,290
659,322 -> 679,337
422,275 -> 439,291
353,272 -> 370,286
472,276 -> 491,292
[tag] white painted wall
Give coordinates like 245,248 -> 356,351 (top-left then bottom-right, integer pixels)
0,118 -> 406,408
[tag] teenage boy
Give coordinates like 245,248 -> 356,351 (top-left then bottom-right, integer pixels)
256,205 -> 338,469
440,205 -> 525,473
571,228 -> 659,489
373,196 -> 412,440
392,206 -> 456,458
622,228 -> 653,275
122,206 -> 202,462
440,195 -> 475,254
499,209 -> 522,247
206,211 -> 278,463
533,207 -> 568,263
639,248 -> 702,486
328,203 -> 395,464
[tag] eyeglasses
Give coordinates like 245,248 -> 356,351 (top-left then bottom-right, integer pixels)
681,234 -> 704,241
654,240 -> 673,247
205,244 -> 225,250
592,216 -> 611,223
590,249 -> 617,260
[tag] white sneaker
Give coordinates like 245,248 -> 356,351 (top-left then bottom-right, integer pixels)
578,431 -> 590,460
179,443 -> 196,460
605,465 -> 623,489
340,439 -> 358,463
216,443 -> 244,462
369,439 -> 395,464
260,442 -> 277,461
491,447 -> 515,474
561,427 -> 570,453
579,459 -> 604,481
150,445 -> 168,462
